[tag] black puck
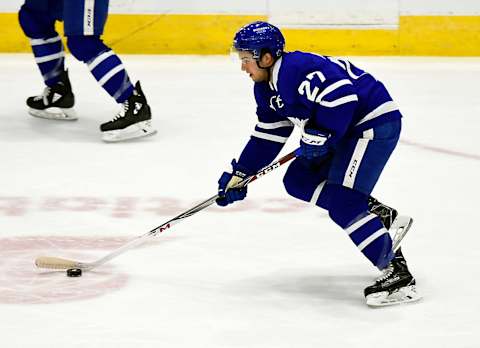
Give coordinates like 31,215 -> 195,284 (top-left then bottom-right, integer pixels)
66,268 -> 82,277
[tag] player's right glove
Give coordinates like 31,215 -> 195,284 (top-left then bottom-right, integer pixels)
298,122 -> 331,160
216,159 -> 253,207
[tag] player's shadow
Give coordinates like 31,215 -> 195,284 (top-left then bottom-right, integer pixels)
232,272 -> 373,310
25,115 -> 102,143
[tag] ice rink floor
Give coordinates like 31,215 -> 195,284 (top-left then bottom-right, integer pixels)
0,54 -> 479,348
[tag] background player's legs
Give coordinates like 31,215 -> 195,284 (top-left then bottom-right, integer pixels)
63,0 -> 156,141
66,36 -> 133,103
19,1 -> 64,86
18,0 -> 76,120
63,0 -> 133,104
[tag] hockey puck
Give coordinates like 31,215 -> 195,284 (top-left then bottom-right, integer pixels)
66,268 -> 82,277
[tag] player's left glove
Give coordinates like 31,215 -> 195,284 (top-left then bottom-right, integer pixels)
298,122 -> 331,160
216,160 -> 253,207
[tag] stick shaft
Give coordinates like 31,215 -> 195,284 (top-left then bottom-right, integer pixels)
35,150 -> 298,271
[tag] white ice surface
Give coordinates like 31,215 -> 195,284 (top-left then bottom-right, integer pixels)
0,54 -> 479,348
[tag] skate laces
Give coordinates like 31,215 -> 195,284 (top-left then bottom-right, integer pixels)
376,264 -> 394,283
33,87 -> 51,105
111,101 -> 129,121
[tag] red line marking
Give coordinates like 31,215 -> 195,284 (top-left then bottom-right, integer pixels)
400,139 -> 480,161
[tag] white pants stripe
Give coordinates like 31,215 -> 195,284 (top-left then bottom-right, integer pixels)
310,181 -> 326,205
83,0 -> 95,35
343,139 -> 368,188
342,129 -> 374,188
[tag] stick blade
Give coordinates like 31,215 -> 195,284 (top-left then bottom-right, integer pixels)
35,256 -> 81,270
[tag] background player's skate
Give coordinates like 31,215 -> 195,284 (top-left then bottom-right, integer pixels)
19,0 -> 155,142
27,70 -> 77,121
100,81 -> 157,142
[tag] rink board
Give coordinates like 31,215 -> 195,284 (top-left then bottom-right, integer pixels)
0,13 -> 479,55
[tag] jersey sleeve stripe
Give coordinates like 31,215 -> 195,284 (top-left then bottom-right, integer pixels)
316,79 -> 353,102
251,130 -> 289,143
321,79 -> 352,96
355,101 -> 399,126
256,120 -> 294,129
319,94 -> 358,107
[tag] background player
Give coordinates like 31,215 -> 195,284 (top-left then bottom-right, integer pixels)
18,0 -> 156,142
216,21 -> 421,306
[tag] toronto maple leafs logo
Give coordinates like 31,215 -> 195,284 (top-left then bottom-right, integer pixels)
269,95 -> 284,111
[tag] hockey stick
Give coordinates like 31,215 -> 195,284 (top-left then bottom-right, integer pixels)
34,149 -> 299,271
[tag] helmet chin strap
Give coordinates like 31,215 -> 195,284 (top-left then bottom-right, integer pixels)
256,53 -> 278,82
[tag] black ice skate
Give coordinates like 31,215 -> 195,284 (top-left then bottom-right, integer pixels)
368,197 -> 413,251
100,81 -> 156,142
27,70 -> 77,120
364,249 -> 421,307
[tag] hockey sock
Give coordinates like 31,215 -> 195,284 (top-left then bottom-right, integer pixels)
67,36 -> 134,103
18,5 -> 65,86
30,35 -> 65,86
87,49 -> 134,103
328,185 -> 394,269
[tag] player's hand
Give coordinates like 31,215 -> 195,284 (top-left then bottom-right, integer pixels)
298,123 -> 331,160
216,160 -> 252,207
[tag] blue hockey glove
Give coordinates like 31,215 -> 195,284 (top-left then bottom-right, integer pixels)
216,160 -> 252,207
298,124 -> 331,160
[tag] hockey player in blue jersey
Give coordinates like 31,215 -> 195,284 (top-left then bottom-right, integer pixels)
18,0 -> 156,142
216,21 -> 421,306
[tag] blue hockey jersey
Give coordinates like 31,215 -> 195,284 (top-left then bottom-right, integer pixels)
237,51 -> 402,172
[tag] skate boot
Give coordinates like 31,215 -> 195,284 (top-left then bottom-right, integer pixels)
100,81 -> 157,142
368,197 -> 413,251
364,248 -> 421,306
27,70 -> 77,120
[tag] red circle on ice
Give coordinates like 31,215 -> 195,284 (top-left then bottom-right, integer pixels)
0,236 -> 129,304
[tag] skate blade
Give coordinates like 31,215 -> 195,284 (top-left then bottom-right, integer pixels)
101,120 -> 157,143
391,215 -> 413,251
29,107 -> 78,121
366,285 -> 422,307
